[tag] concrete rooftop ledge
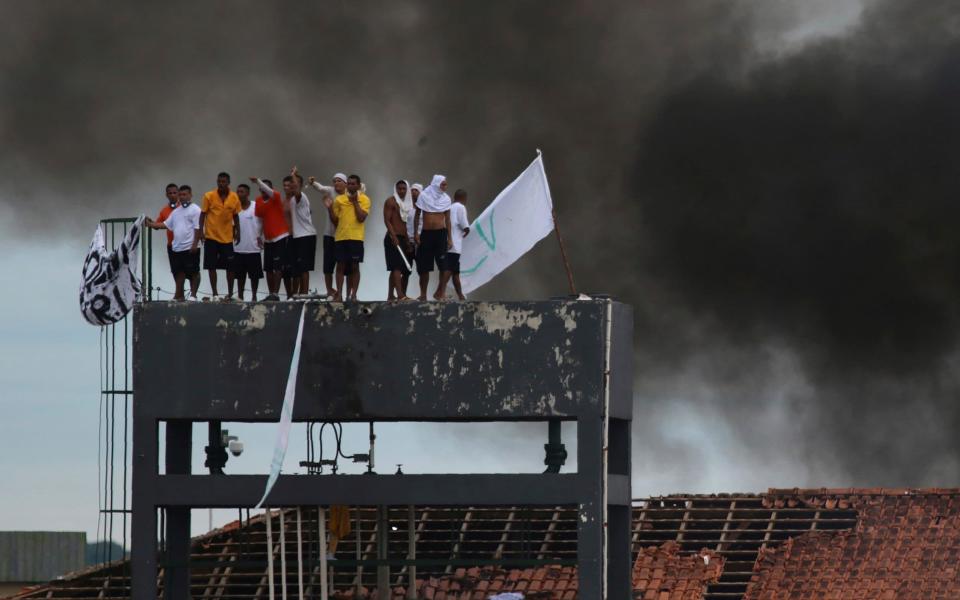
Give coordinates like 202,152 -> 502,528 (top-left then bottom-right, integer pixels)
133,299 -> 633,422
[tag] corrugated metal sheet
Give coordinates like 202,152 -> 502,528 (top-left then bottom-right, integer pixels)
0,532 -> 86,582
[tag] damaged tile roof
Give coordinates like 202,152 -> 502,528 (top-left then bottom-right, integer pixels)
337,543 -> 722,600
745,488 -> 960,600
8,489 -> 960,600
632,542 -> 723,600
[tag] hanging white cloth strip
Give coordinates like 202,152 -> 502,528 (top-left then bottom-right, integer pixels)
393,179 -> 413,222
79,216 -> 144,325
256,305 -> 308,509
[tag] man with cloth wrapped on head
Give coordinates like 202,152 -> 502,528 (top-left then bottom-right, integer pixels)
383,179 -> 415,301
413,175 -> 453,301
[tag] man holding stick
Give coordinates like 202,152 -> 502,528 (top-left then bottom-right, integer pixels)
383,180 -> 414,301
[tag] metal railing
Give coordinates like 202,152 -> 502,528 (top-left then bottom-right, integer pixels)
94,218 -> 153,570
99,217 -> 154,302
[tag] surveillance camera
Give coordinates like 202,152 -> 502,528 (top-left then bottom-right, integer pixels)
228,440 -> 244,457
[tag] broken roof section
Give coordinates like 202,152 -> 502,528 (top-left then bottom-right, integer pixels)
9,489 -> 960,600
745,488 -> 960,600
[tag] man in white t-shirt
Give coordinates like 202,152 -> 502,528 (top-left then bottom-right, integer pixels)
230,183 -> 264,301
307,173 -> 342,299
287,167 -> 317,296
145,185 -> 201,301
439,188 -> 470,300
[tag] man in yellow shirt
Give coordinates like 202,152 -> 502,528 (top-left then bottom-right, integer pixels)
328,174 -> 370,301
199,171 -> 242,300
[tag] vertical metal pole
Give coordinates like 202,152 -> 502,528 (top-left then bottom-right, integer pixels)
130,417 -> 158,600
296,508 -> 305,600
318,507 -> 329,600
280,510 -> 288,600
536,151 -> 577,296
377,506 -> 389,600
407,506 -> 416,600
368,422 -> 376,473
163,421 -> 191,600
267,509 -> 275,600
355,508 -> 362,596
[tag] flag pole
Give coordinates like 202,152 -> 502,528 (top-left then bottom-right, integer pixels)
538,149 -> 578,295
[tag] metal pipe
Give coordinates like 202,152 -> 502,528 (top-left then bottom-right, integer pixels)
368,422 -> 376,473
296,508 -> 304,600
266,509 -> 275,600
355,507 -> 362,596
318,507 -> 329,600
280,509 -> 288,600
377,506 -> 389,600
407,506 -> 416,600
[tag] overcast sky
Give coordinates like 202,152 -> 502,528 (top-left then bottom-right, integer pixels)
13,0 -> 954,546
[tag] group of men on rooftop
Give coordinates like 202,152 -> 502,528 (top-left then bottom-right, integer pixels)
145,169 -> 470,302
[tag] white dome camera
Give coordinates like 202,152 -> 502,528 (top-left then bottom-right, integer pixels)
228,439 -> 244,457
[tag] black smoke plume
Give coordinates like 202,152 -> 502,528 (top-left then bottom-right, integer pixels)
2,0 -> 959,488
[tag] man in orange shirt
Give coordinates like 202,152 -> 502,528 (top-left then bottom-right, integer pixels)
156,183 -> 180,275
251,176 -> 294,300
199,172 -> 242,300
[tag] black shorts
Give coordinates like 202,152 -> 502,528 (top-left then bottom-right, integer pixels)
203,240 -> 234,270
444,252 -> 461,274
322,235 -> 337,275
335,240 -> 364,264
263,237 -> 292,275
231,252 -> 263,279
292,235 -> 317,276
416,228 -> 447,273
170,249 -> 200,275
167,246 -> 176,274
384,233 -> 412,274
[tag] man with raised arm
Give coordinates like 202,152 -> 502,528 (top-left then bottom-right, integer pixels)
413,175 -> 453,300
199,172 -> 241,301
307,173 -> 343,299
145,185 -> 201,301
286,167 -> 317,296
383,180 -> 414,301
251,176 -> 292,301
231,183 -> 264,301
329,174 -> 370,301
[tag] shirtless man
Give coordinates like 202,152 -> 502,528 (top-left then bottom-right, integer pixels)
413,175 -> 453,300
383,180 -> 414,301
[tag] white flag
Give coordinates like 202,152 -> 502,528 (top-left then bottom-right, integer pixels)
459,154 -> 555,294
